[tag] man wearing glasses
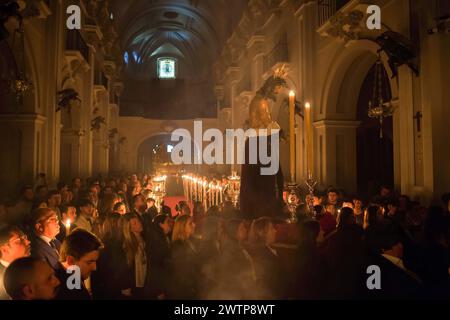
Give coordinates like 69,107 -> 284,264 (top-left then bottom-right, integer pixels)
0,225 -> 31,299
30,208 -> 62,271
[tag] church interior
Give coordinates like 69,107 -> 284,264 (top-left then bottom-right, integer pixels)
0,0 -> 449,302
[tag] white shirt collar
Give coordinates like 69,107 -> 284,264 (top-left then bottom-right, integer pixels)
381,253 -> 404,270
381,253 -> 422,283
39,235 -> 53,245
0,259 -> 10,268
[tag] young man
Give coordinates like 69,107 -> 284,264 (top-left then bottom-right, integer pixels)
56,228 -> 103,300
30,208 -> 62,270
352,196 -> 365,226
56,206 -> 78,243
75,199 -> 96,233
132,194 -> 147,216
323,188 -> 343,217
10,185 -> 34,226
0,225 -> 31,299
3,257 -> 60,300
47,190 -> 62,217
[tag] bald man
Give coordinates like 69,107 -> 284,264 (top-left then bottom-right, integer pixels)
3,257 -> 60,300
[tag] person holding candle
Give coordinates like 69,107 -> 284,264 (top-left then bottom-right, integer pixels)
30,208 -> 62,271
56,206 -> 78,243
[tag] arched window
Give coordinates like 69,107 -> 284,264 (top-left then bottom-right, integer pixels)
157,58 -> 176,79
123,52 -> 129,64
132,51 -> 139,63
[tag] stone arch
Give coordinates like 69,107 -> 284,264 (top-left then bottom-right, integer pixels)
135,131 -> 202,160
317,39 -> 398,193
320,39 -> 398,118
136,131 -> 203,173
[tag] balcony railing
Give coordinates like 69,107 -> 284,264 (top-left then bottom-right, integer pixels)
263,33 -> 288,74
318,0 -> 351,26
66,30 -> 89,63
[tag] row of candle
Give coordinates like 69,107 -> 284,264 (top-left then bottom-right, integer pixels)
182,174 -> 224,209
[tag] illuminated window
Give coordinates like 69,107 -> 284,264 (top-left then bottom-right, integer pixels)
167,145 -> 174,153
132,51 -> 139,63
123,52 -> 129,64
157,58 -> 176,79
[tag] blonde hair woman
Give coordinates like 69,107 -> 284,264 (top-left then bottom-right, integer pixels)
168,214 -> 200,299
172,214 -> 195,242
122,213 -> 147,298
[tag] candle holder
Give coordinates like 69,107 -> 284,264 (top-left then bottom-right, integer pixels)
285,182 -> 300,223
225,171 -> 241,208
305,171 -> 318,219
151,174 -> 167,212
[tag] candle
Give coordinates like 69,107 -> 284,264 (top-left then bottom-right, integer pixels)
305,102 -> 313,175
219,186 -> 223,204
65,219 -> 71,235
289,91 -> 296,182
209,183 -> 213,208
216,185 -> 219,206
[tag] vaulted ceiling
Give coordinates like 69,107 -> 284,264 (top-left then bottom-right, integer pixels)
110,0 -> 248,79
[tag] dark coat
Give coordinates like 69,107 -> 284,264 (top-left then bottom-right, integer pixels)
91,237 -> 129,300
148,227 -> 171,297
214,239 -> 257,299
55,267 -> 91,300
168,239 -> 200,299
363,254 -> 423,299
31,236 -> 62,271
248,245 -> 286,299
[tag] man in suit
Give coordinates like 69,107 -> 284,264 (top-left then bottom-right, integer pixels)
364,221 -> 423,299
30,208 -> 62,271
0,225 -> 31,299
56,228 -> 104,300
3,257 -> 60,300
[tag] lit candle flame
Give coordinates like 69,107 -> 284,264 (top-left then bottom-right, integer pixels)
289,90 -> 295,97
305,102 -> 311,109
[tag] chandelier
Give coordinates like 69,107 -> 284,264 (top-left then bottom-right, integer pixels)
10,24 -> 33,103
368,53 -> 395,138
224,171 -> 241,208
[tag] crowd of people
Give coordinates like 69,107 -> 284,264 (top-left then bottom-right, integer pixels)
0,174 -> 449,300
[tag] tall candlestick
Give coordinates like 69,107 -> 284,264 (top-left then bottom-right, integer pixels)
305,102 -> 313,175
289,91 -> 296,182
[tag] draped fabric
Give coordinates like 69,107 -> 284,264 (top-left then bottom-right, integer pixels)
239,133 -> 284,219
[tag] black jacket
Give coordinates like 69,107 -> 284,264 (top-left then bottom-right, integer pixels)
31,236 -> 62,271
168,239 -> 200,299
248,245 -> 286,299
148,227 -> 171,297
363,254 -> 423,299
55,267 -> 91,300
